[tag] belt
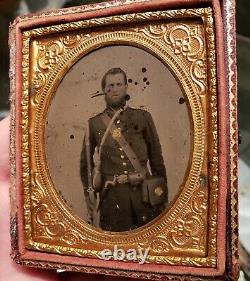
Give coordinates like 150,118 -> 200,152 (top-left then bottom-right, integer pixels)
103,166 -> 149,189
104,174 -> 129,188
98,172 -> 146,211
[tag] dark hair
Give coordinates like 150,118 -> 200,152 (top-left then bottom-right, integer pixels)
101,68 -> 127,91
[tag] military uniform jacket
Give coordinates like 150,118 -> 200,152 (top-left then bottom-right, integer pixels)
80,106 -> 167,186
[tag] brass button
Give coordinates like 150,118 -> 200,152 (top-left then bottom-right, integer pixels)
154,186 -> 164,197
120,155 -> 125,159
124,171 -> 128,175
116,120 -> 121,124
111,128 -> 121,139
119,147 -> 123,151
142,215 -> 147,222
122,162 -> 127,166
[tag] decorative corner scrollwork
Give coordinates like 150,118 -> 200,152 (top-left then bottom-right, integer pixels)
30,173 -> 89,247
31,34 -> 83,94
140,23 -> 206,94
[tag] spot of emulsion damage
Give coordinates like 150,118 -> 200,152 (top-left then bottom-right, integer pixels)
179,97 -> 185,104
141,75 -> 150,90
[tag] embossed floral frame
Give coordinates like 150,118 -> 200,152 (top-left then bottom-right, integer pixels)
9,0 -> 238,280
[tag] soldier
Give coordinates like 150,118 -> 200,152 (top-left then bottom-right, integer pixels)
80,68 -> 167,232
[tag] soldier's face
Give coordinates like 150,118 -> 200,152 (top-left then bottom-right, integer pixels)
104,73 -> 128,107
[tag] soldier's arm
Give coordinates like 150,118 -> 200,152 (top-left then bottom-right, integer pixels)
143,111 -> 167,180
80,121 -> 95,186
80,119 -> 96,187
80,119 -> 97,219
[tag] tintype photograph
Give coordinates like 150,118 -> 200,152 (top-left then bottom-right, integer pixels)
45,45 -> 191,232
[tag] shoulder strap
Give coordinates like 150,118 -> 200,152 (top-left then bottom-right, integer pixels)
101,112 -> 145,174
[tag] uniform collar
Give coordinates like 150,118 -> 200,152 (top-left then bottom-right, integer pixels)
105,103 -> 128,117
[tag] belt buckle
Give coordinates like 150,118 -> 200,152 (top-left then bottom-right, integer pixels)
117,174 -> 128,184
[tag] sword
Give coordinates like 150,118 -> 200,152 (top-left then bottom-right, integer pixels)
85,124 -> 94,193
